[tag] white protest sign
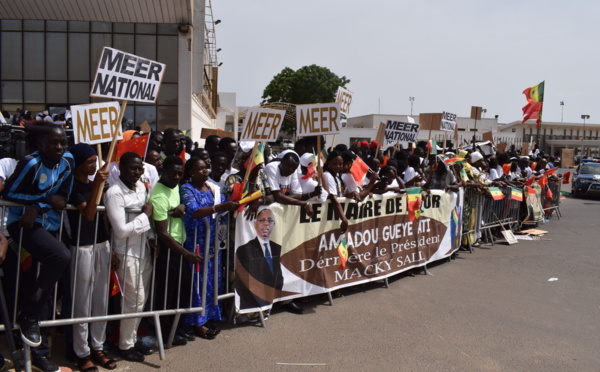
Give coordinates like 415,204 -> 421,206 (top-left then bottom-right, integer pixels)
90,47 -> 166,103
335,86 -> 353,117
384,120 -> 420,145
440,111 -> 457,132
71,102 -> 123,145
240,108 -> 286,142
296,103 -> 341,136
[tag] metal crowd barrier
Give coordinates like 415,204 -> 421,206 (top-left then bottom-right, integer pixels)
0,200 -> 232,371
544,179 -> 562,219
460,187 -> 523,248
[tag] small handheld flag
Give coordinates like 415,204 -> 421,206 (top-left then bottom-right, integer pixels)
337,236 -> 348,270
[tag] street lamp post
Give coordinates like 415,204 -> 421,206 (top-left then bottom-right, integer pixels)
409,97 -> 414,116
560,101 -> 564,122
581,114 -> 590,158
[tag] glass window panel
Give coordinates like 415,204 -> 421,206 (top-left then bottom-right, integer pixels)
2,82 -> 23,103
91,22 -> 112,33
1,20 -> 22,31
68,82 -> 90,104
69,21 -> 89,32
122,106 -> 135,131
24,32 -> 45,80
90,33 -> 112,76
46,82 -> 68,104
157,83 -> 177,105
114,23 -> 134,34
135,24 -> 156,34
46,33 -> 67,80
157,106 -> 178,132
157,36 -> 177,83
23,20 -> 44,31
135,35 -> 156,60
46,21 -> 67,32
1,32 -> 22,79
24,82 -> 45,103
158,24 -> 178,35
68,33 -> 90,80
113,34 -> 134,54
134,105 -> 156,131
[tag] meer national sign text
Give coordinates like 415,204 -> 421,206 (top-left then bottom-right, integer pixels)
296,103 -> 341,136
71,102 -> 123,145
440,111 -> 457,132
384,120 -> 420,144
335,86 -> 353,117
240,108 -> 286,142
90,47 -> 166,103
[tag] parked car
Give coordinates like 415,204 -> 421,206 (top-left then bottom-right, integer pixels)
571,159 -> 600,198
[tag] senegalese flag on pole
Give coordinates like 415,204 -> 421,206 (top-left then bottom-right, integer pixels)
487,187 -> 505,200
407,187 -> 423,221
522,81 -> 544,128
337,236 -> 348,270
511,187 -> 523,202
239,142 -> 266,198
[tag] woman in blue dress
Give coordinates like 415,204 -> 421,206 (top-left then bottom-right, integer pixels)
180,157 -> 238,338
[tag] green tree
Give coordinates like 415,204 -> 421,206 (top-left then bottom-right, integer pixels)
261,64 -> 350,135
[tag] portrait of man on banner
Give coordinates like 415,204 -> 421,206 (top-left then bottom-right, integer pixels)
235,207 -> 284,311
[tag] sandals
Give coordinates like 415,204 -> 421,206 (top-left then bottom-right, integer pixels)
91,350 -> 117,370
77,356 -> 98,372
207,322 -> 221,335
194,325 -> 218,340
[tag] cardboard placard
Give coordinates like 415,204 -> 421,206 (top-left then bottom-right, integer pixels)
296,103 -> 341,136
71,102 -> 123,145
384,120 -> 420,145
90,47 -> 166,103
561,148 -> 575,168
440,111 -> 457,132
482,131 -> 494,144
200,128 -> 235,139
497,142 -> 508,153
140,120 -> 151,133
240,107 -> 286,142
335,86 -> 353,117
419,113 -> 443,131
521,142 -> 529,156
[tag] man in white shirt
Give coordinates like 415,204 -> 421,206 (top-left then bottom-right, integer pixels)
264,151 -> 313,216
104,152 -> 155,363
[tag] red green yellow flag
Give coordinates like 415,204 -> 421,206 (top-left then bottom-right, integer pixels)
487,187 -> 505,200
407,187 -> 423,221
444,157 -> 465,165
511,187 -> 523,202
522,81 -> 545,128
502,163 -> 512,176
337,236 -> 348,270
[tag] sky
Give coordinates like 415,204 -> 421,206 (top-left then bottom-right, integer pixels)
212,0 -> 600,125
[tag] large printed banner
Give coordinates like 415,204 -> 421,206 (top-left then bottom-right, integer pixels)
235,190 -> 463,313
240,108 -> 286,142
71,102 -> 123,145
90,47 -> 166,103
296,103 -> 342,136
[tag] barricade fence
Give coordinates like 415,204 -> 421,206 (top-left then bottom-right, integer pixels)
0,187 -> 539,367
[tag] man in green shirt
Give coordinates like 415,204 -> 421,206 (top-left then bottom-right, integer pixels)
150,156 -> 201,346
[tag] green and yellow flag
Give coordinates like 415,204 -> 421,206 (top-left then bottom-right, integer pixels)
511,188 -> 523,202
337,236 -> 348,270
407,187 -> 423,221
487,187 -> 505,201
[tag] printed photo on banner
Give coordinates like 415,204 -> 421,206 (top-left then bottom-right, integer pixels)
440,111 -> 457,132
384,120 -> 421,145
234,190 -> 463,314
335,86 -> 353,117
71,102 -> 123,145
296,103 -> 342,136
240,107 -> 286,142
90,47 -> 166,103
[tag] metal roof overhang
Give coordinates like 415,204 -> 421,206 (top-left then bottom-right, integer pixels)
0,0 -> 193,24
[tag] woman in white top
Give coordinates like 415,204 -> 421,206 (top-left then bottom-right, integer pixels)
322,151 -> 348,232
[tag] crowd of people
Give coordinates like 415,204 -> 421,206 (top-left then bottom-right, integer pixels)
0,117 -> 561,372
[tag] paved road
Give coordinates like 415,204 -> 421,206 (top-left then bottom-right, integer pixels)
120,185 -> 600,371
6,177 -> 598,371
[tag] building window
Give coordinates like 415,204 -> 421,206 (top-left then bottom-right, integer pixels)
0,20 -> 178,131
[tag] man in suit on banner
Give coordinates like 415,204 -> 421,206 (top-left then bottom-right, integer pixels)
235,207 -> 284,310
